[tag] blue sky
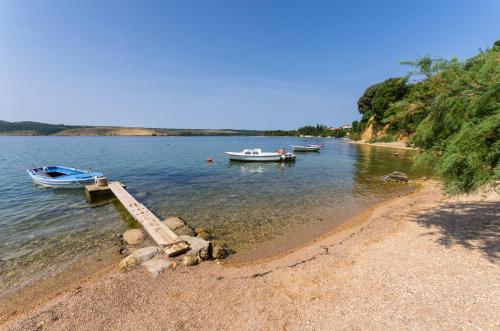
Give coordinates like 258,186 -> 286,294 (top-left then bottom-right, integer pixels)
1,0 -> 499,130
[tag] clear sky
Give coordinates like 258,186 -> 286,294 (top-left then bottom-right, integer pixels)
1,0 -> 499,130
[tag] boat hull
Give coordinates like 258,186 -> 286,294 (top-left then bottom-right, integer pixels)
291,145 -> 321,152
226,153 -> 283,162
27,166 -> 103,188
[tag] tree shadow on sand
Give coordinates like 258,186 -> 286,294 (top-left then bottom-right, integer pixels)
414,201 -> 500,262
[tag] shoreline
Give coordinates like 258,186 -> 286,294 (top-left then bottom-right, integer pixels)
346,139 -> 418,150
2,180 -> 498,329
0,182 -> 419,320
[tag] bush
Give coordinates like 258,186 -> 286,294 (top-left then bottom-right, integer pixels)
369,134 -> 396,143
353,40 -> 500,193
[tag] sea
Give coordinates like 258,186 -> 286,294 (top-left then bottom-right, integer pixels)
0,136 -> 428,296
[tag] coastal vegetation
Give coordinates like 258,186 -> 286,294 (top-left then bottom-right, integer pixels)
352,41 -> 500,193
0,120 -> 350,137
265,124 -> 348,137
0,120 -> 83,135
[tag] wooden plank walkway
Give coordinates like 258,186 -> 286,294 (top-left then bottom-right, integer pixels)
108,182 -> 190,256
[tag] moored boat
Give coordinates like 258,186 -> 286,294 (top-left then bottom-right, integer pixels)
225,149 -> 296,162
291,145 -> 321,152
27,166 -> 104,188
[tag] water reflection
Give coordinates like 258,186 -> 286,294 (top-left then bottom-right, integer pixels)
227,161 -> 295,175
350,144 -> 428,200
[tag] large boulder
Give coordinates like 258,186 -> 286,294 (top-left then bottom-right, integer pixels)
143,258 -> 172,277
123,229 -> 145,245
180,235 -> 210,258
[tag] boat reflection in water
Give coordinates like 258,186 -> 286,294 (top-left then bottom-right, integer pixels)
227,159 -> 295,175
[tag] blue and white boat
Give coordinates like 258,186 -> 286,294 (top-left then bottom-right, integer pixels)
26,166 -> 104,188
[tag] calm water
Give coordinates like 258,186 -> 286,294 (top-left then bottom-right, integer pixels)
0,136 -> 426,295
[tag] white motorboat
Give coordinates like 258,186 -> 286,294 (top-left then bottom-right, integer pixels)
291,145 -> 321,152
225,149 -> 296,162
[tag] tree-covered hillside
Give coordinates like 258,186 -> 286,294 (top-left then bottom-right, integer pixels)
0,121 -> 83,135
265,125 -> 348,137
352,41 -> 500,193
0,121 -> 265,136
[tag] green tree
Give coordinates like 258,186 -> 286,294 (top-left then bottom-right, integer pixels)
357,77 -> 409,123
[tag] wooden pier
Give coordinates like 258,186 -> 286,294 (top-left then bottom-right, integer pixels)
94,182 -> 190,256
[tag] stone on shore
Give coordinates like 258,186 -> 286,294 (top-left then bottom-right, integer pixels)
117,246 -> 160,272
211,240 -> 230,260
163,216 -> 196,236
143,258 -> 172,277
123,229 -> 145,245
118,255 -> 142,272
182,255 -> 199,266
133,246 -> 160,261
180,235 -> 210,258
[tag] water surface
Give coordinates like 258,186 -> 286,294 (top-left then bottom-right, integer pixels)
0,136 -> 427,295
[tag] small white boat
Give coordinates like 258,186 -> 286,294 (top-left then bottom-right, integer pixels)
27,166 -> 104,188
291,145 -> 321,152
225,149 -> 296,162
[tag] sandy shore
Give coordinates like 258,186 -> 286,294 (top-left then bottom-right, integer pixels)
347,140 -> 417,150
1,181 -> 499,330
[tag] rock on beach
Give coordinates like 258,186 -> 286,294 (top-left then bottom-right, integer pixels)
118,246 -> 160,272
182,255 -> 199,266
142,258 -> 172,277
211,240 -> 230,260
180,235 -> 210,258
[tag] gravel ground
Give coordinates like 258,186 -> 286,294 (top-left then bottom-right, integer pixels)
1,181 -> 499,330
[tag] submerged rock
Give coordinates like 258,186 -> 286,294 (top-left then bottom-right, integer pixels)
123,229 -> 145,245
143,258 -> 172,277
174,225 -> 196,236
384,171 -> 408,182
163,216 -> 187,230
195,227 -> 212,240
163,216 -> 196,236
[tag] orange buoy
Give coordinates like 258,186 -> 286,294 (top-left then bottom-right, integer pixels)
207,157 -> 214,163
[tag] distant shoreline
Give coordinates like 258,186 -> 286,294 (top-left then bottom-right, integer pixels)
346,139 -> 418,150
0,120 -> 267,137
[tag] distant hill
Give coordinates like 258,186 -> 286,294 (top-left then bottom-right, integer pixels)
0,120 -> 265,136
0,120 -> 84,135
